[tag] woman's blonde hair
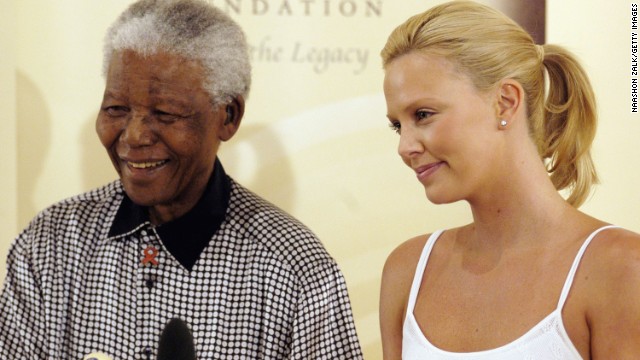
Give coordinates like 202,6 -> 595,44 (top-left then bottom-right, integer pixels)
381,1 -> 598,207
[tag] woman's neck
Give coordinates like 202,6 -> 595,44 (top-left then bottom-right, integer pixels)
463,140 -> 579,252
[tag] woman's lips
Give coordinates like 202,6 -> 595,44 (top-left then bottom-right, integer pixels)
414,161 -> 445,181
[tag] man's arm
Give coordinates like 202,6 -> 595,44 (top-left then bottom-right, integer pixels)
0,222 -> 48,358
289,261 -> 363,359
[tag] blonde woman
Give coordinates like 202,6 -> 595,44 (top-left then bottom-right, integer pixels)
379,1 -> 640,359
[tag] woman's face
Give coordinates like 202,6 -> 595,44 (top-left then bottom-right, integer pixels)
383,52 -> 503,205
96,49 -> 228,224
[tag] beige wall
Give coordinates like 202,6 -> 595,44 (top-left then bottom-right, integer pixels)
0,0 -> 17,282
2,1 -> 638,358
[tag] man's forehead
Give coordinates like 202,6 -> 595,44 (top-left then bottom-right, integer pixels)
107,50 -> 205,86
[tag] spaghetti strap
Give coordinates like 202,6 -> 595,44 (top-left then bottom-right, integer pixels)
556,225 -> 620,310
405,230 -> 445,321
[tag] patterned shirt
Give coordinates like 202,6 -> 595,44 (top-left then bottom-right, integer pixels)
0,161 -> 363,360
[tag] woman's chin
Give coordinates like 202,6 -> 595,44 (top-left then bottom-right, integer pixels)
424,189 -> 459,205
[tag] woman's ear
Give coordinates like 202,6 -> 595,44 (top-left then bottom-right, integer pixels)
495,79 -> 524,128
219,95 -> 245,141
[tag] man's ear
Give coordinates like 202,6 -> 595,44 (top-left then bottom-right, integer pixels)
495,79 -> 524,129
219,95 -> 245,141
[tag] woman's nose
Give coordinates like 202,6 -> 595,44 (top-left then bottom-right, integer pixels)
397,125 -> 424,159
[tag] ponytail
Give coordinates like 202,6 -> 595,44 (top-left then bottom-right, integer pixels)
538,44 -> 598,207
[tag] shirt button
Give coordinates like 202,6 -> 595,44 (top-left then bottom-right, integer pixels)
145,279 -> 154,289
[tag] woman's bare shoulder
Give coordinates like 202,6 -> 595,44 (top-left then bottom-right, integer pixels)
384,234 -> 430,273
584,227 -> 640,276
580,227 -> 640,357
576,226 -> 640,293
379,232 -> 434,358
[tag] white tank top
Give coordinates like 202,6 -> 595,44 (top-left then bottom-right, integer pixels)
403,226 -> 618,360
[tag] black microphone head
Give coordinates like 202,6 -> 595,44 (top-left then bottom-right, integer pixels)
157,318 -> 197,360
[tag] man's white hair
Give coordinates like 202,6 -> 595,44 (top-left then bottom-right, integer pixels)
103,0 -> 251,105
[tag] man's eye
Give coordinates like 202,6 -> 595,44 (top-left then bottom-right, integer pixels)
155,110 -> 181,123
104,106 -> 129,117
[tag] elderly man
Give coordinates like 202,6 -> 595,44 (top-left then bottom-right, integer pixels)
0,0 -> 363,359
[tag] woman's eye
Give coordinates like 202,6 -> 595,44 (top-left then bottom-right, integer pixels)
388,121 -> 401,135
416,110 -> 433,120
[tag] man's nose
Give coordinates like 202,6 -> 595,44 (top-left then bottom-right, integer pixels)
120,112 -> 156,146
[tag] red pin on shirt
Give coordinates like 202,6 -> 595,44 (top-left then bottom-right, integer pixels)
142,246 -> 159,266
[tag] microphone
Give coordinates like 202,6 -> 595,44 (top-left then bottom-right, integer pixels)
157,317 -> 197,360
83,353 -> 113,360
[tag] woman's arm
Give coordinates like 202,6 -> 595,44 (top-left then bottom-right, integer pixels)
380,235 -> 427,360
584,228 -> 640,358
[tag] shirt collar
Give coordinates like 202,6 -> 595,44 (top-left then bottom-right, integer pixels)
108,157 -> 231,241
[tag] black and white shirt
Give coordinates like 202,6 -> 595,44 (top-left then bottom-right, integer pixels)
0,160 -> 363,359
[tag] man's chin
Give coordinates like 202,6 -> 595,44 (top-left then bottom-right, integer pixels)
122,182 -> 165,207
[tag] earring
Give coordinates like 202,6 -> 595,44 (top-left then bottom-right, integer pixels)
500,120 -> 507,127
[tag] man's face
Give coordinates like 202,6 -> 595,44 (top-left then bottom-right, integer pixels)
96,49 -> 228,224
